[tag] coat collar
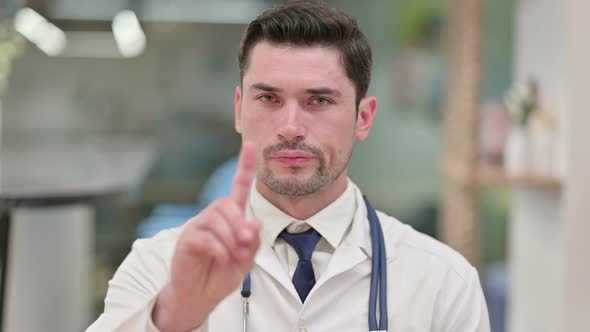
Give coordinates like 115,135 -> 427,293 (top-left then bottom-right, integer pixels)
247,180 -> 377,303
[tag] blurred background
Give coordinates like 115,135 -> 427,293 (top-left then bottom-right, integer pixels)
0,0 -> 588,331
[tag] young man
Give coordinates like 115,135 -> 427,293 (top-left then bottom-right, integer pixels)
87,1 -> 490,331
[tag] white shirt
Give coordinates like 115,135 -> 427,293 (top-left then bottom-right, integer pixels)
253,180 -> 355,280
87,179 -> 490,332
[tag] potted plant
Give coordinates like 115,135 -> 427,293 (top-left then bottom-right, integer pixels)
502,79 -> 538,176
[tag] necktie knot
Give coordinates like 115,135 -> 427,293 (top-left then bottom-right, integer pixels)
278,228 -> 321,262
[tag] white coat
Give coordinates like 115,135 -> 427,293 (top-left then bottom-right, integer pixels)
87,183 -> 490,332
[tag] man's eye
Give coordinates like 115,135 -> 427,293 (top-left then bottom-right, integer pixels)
311,97 -> 332,105
259,95 -> 277,103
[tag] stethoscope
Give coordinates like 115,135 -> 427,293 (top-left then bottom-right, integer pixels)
240,196 -> 388,332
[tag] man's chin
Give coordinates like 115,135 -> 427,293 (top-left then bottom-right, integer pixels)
269,174 -> 311,186
268,165 -> 315,177
259,171 -> 320,196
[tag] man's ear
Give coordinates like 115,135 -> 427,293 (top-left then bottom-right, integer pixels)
355,96 -> 377,141
235,86 -> 242,134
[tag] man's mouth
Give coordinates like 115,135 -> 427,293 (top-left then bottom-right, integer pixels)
270,151 -> 317,166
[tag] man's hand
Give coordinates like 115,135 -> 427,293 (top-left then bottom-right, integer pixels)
153,142 -> 261,332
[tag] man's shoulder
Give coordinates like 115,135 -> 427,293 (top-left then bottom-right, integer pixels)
376,210 -> 475,282
130,226 -> 184,261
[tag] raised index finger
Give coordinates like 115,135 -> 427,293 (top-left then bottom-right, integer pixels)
230,141 -> 256,210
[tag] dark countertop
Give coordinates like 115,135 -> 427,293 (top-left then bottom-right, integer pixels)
0,138 -> 155,207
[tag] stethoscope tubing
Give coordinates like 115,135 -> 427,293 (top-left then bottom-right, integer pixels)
241,196 -> 388,332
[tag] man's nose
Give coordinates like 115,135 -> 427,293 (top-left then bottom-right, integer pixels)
277,101 -> 307,142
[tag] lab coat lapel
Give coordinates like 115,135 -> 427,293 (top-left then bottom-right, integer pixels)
311,186 -> 372,294
246,201 -> 301,303
253,238 -> 301,301
313,241 -> 368,291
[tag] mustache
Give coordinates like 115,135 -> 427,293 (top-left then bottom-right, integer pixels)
263,140 -> 323,159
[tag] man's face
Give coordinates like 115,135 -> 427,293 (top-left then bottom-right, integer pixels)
235,41 -> 376,196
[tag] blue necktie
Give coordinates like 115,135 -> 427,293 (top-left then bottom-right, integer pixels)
278,228 -> 322,303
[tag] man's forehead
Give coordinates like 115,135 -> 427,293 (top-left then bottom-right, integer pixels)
249,42 -> 346,73
243,41 -> 352,91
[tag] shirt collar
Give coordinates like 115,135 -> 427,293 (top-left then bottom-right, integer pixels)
249,179 -> 356,249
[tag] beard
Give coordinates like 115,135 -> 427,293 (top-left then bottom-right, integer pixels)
257,140 -> 351,196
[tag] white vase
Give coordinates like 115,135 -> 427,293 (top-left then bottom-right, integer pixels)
529,125 -> 556,177
504,126 -> 530,177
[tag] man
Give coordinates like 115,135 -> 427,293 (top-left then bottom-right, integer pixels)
87,1 -> 490,331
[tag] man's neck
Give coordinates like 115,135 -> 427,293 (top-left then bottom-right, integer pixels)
255,173 -> 349,220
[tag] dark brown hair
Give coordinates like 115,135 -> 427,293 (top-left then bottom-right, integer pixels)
238,0 -> 373,106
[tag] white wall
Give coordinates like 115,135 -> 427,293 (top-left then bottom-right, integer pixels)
511,0 -> 590,331
509,190 -> 562,332
561,0 -> 590,330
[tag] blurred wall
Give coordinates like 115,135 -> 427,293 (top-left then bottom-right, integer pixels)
561,0 -> 590,330
3,23 -> 244,201
511,0 -> 566,329
4,23 -> 241,136
511,0 -> 590,331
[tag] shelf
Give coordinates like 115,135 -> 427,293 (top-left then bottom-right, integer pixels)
477,163 -> 562,191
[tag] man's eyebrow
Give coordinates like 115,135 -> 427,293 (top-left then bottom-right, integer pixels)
249,83 -> 282,93
305,87 -> 342,97
249,83 -> 342,97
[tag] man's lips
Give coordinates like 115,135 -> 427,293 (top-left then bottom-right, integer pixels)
271,151 -> 317,159
269,151 -> 317,166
